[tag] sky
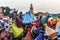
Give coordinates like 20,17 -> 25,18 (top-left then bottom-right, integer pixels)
0,0 -> 60,14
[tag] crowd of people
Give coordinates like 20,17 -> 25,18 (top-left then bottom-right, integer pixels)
0,4 -> 60,40
0,10 -> 59,40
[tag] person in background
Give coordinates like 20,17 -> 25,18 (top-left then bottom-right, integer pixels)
1,24 -> 5,40
19,12 -> 23,20
10,27 -> 15,40
41,13 -> 50,25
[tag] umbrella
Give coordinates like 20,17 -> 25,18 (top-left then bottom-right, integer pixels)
35,33 -> 43,40
34,29 -> 44,40
32,26 -> 44,39
22,12 -> 34,25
